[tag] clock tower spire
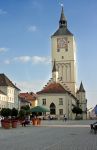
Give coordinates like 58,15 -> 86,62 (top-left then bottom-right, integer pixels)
51,7 -> 77,95
59,6 -> 67,28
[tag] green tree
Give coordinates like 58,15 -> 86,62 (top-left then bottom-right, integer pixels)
11,108 -> 18,118
18,109 -> 26,120
1,108 -> 11,118
21,105 -> 30,116
72,106 -> 82,118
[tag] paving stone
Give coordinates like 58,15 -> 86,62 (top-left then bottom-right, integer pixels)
0,120 -> 97,150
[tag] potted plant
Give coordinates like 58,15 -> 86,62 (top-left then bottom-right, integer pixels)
37,118 -> 41,125
11,108 -> 18,128
1,108 -> 11,129
18,109 -> 26,125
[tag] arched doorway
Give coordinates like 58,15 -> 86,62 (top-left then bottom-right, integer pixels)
50,103 -> 56,115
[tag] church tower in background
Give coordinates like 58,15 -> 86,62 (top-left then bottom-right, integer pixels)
51,7 -> 77,95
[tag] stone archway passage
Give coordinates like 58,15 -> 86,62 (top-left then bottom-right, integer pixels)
50,103 -> 56,115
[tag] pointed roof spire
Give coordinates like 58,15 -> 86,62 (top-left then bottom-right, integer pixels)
60,6 -> 66,21
52,5 -> 73,36
79,82 -> 85,92
59,6 -> 67,28
52,60 -> 57,72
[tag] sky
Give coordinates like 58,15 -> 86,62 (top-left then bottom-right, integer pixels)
0,0 -> 97,109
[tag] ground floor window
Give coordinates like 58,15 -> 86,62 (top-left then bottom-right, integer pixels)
59,109 -> 63,115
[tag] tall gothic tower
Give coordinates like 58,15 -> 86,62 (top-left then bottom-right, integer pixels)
51,7 -> 77,95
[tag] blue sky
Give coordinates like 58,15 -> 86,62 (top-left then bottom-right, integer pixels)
0,0 -> 97,108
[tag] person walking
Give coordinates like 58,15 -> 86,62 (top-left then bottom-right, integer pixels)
63,114 -> 67,122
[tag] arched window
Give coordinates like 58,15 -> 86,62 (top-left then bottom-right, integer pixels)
50,103 -> 56,115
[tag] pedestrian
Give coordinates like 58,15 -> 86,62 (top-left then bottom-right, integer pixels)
63,114 -> 67,122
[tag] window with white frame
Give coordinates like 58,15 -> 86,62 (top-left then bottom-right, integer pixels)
42,99 -> 46,105
59,98 -> 63,105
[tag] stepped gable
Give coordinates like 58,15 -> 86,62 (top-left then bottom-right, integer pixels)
58,78 -> 72,93
37,81 -> 78,102
0,73 -> 20,90
37,82 -> 70,94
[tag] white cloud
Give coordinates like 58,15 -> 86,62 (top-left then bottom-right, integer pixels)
13,55 -> 50,64
0,47 -> 8,53
28,25 -> 37,32
4,60 -> 10,65
3,55 -> 50,65
0,9 -> 7,15
13,56 -> 31,63
32,56 -> 50,64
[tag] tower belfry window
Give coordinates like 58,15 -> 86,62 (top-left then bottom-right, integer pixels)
57,49 -> 60,52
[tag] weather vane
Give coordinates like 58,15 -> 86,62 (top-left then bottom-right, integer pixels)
57,0 -> 64,7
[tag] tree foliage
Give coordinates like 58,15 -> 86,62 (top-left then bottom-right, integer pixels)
18,109 -> 26,120
11,108 -> 18,117
72,106 -> 82,117
21,105 -> 30,115
1,108 -> 11,118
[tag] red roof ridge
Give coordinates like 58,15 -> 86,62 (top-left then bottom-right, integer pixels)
19,92 -> 37,101
37,82 -> 67,94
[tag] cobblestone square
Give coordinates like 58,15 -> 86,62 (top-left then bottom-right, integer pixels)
0,120 -> 97,150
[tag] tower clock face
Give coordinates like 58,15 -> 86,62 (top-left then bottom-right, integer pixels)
57,37 -> 67,48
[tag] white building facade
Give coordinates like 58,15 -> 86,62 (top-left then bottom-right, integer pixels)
0,73 -> 20,109
37,7 -> 87,120
37,82 -> 76,119
51,7 -> 77,95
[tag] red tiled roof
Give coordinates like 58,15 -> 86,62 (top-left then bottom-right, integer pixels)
19,92 -> 37,102
37,82 -> 67,94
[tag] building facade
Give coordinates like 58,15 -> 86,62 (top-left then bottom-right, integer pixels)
0,90 -> 7,109
37,82 -> 77,119
37,7 -> 87,119
51,7 -> 77,95
0,73 -> 20,109
18,92 -> 38,109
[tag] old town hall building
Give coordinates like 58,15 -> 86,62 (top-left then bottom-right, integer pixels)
37,7 -> 87,119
